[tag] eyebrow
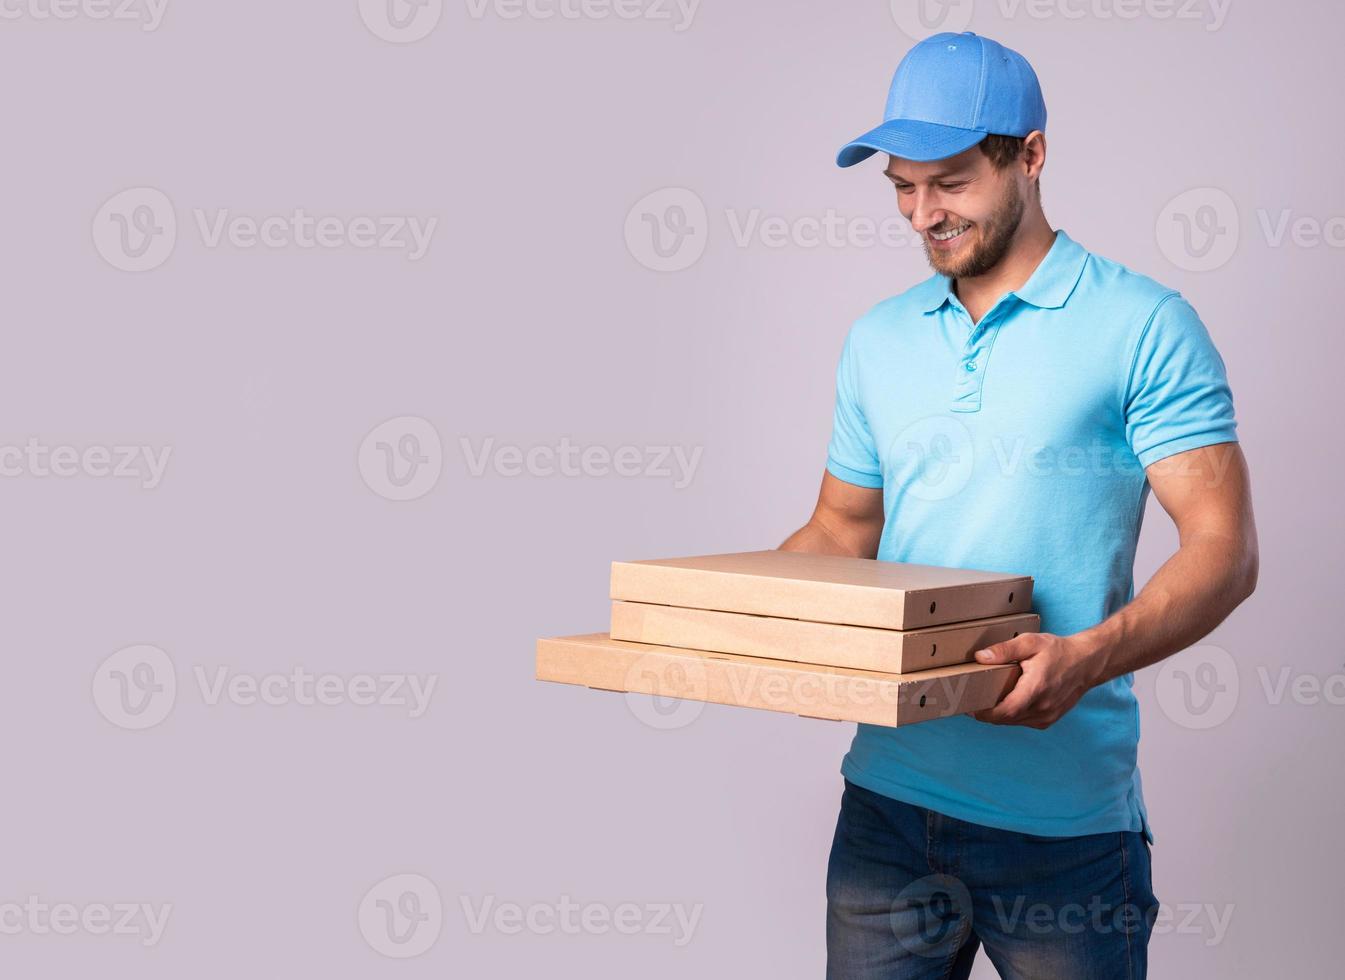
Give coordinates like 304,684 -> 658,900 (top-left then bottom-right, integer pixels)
883,170 -> 972,182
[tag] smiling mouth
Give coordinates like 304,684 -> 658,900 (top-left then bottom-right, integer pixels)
929,222 -> 971,243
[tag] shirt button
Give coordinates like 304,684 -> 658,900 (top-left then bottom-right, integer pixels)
964,361 -> 977,372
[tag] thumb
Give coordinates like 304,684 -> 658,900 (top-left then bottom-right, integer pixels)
974,636 -> 1035,664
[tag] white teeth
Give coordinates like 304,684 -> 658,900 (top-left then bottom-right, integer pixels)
930,223 -> 970,242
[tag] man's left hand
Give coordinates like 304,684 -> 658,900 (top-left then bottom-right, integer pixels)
971,632 -> 1107,729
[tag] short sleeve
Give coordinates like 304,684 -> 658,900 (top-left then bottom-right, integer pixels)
825,327 -> 883,488
1124,294 -> 1239,469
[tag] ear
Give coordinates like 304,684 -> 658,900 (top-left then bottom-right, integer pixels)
1021,130 -> 1047,184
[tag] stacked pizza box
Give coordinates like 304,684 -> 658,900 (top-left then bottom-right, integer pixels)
536,550 -> 1038,728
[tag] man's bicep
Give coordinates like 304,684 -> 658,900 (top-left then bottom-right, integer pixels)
1145,442 -> 1255,545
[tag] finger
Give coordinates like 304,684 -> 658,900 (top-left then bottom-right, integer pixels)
973,675 -> 1040,724
974,633 -> 1043,665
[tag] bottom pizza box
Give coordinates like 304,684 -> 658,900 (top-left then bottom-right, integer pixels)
536,632 -> 1020,728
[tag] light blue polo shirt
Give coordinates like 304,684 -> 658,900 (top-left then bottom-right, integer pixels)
826,228 -> 1239,842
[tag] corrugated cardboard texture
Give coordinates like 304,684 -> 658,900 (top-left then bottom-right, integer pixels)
609,601 -> 1041,673
610,550 -> 1032,630
536,632 -> 1020,728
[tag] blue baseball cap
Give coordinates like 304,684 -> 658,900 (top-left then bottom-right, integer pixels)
837,32 -> 1046,167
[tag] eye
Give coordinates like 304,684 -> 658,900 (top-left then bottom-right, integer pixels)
938,182 -> 969,192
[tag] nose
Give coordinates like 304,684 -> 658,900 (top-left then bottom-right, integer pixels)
906,189 -> 947,234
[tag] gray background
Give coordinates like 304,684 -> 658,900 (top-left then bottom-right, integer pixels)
1,0 -> 1338,976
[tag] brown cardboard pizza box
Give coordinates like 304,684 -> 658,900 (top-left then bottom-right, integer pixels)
609,600 -> 1040,673
536,632 -> 1020,728
610,550 -> 1032,631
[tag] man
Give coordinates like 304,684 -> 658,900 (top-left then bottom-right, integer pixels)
780,32 -> 1259,979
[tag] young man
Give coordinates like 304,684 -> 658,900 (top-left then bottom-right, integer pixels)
781,32 -> 1259,980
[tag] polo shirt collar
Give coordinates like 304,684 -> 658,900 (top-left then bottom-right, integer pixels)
916,229 -> 1089,314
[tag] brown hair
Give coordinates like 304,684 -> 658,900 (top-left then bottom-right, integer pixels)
979,134 -> 1041,197
978,134 -> 1026,169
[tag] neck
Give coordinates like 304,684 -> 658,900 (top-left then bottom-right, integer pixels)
954,212 -> 1057,323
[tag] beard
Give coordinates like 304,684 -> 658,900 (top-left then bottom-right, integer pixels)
923,178 -> 1025,279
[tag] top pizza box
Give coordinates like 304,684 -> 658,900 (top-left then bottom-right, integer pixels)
609,550 -> 1033,631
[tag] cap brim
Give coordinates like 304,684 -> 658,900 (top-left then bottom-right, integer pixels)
836,119 -> 988,168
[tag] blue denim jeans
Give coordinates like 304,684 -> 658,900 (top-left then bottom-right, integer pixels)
827,779 -> 1159,979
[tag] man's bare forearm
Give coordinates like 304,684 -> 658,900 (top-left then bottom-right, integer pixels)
1073,530 -> 1258,685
